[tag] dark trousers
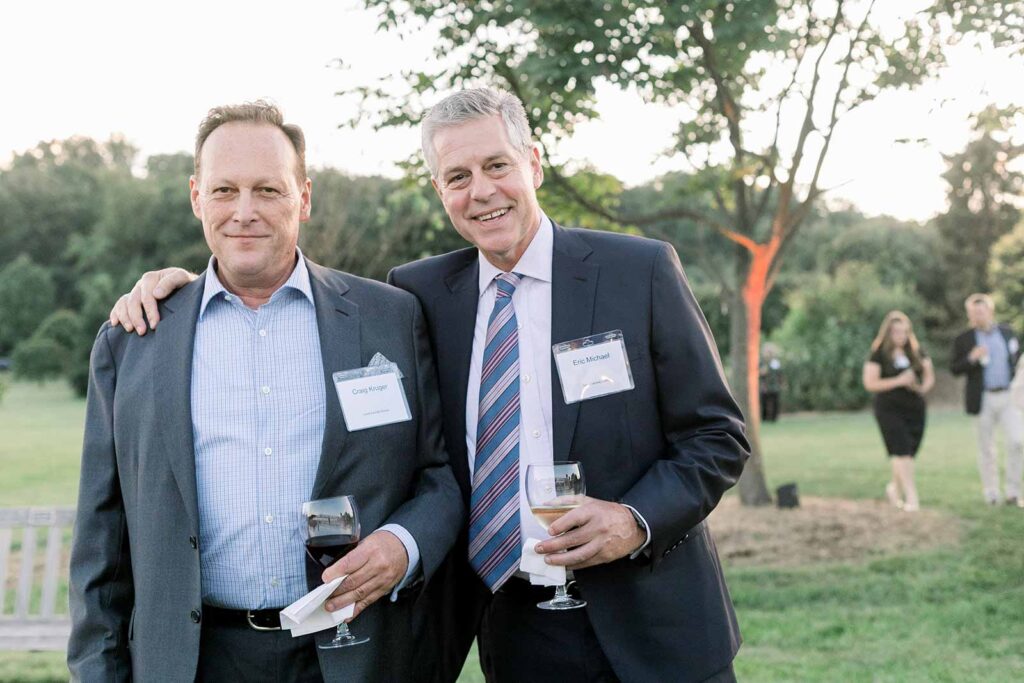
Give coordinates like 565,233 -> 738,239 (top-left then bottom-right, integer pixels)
761,391 -> 780,422
477,579 -> 619,683
196,620 -> 322,683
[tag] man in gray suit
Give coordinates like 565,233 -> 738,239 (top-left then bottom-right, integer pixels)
68,101 -> 462,682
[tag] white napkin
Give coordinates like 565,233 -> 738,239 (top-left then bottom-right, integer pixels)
279,576 -> 355,637
520,537 -> 566,586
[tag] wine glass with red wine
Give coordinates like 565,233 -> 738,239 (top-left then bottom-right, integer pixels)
301,495 -> 369,648
525,462 -> 587,610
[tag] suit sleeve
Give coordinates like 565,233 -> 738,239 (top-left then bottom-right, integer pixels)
619,243 -> 750,567
67,326 -> 133,682
950,333 -> 974,376
380,298 -> 465,585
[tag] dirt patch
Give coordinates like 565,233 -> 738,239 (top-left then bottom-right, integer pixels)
708,496 -> 961,568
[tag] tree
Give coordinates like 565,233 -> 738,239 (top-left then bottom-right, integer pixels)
347,0 -> 1024,504
0,255 -> 57,354
990,220 -> 1024,336
934,105 -> 1024,329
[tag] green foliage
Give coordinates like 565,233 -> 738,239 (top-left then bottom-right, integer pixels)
0,255 -> 57,354
990,220 -> 1024,336
933,105 -> 1024,328
29,309 -> 84,355
773,263 -> 924,411
12,337 -> 66,381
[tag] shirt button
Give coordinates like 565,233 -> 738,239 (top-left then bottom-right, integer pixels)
270,577 -> 279,587
531,429 -> 541,438
264,447 -> 272,456
523,374 -> 532,384
191,609 -> 202,624
265,515 -> 274,524
261,386 -> 271,395
189,535 -> 197,549
259,329 -> 267,337
517,322 -> 523,330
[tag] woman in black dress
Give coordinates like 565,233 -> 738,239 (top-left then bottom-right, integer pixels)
862,311 -> 934,511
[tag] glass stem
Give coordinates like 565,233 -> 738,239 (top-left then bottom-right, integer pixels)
336,622 -> 352,640
554,583 -> 570,602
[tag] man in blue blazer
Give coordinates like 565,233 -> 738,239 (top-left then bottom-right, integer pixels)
109,89 -> 749,682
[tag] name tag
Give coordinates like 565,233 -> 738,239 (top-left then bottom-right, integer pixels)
332,363 -> 412,431
552,330 -> 635,404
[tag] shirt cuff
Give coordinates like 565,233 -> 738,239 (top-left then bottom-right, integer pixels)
621,504 -> 652,560
377,524 -> 421,601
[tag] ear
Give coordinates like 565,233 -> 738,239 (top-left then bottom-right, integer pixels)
299,177 -> 312,222
430,176 -> 443,200
189,176 -> 202,219
530,146 -> 544,189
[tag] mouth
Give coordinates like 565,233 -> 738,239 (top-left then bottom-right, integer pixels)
472,208 -> 510,223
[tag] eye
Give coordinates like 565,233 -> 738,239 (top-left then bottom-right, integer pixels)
258,187 -> 281,195
446,173 -> 469,187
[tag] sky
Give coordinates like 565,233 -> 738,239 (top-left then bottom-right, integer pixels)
2,0 -> 1023,222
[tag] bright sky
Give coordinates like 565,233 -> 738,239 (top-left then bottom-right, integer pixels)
3,0 -> 1022,222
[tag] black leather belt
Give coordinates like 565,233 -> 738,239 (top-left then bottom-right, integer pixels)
202,604 -> 284,631
986,387 -> 1009,393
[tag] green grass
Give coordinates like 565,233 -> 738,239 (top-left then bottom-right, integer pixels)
1,382 -> 1022,681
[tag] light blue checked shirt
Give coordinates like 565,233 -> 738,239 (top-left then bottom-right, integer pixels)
192,252 -> 418,609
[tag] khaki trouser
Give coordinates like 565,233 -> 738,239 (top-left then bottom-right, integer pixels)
976,390 -> 1024,502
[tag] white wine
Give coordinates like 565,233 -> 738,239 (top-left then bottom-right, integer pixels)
530,504 -> 579,530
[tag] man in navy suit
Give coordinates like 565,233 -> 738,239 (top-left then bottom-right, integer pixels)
110,88 -> 749,682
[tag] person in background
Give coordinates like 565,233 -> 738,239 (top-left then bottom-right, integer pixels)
863,311 -> 934,512
951,293 -> 1023,507
759,343 -> 784,423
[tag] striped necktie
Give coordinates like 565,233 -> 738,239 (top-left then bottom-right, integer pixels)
469,272 -> 523,592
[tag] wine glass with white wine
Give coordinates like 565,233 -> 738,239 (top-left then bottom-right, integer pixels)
525,461 -> 587,610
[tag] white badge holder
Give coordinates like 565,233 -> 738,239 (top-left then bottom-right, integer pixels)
332,362 -> 412,431
552,330 -> 635,404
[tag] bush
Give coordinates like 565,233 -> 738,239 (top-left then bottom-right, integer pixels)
772,263 -> 925,411
991,221 -> 1024,336
12,337 -> 67,381
0,255 -> 57,354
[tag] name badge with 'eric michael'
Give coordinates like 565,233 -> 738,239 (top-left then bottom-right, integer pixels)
552,330 -> 635,404
332,363 -> 412,431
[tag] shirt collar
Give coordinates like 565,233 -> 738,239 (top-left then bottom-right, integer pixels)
477,212 -> 553,299
199,248 -> 314,317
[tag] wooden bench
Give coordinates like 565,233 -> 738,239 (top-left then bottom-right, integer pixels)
0,507 -> 75,651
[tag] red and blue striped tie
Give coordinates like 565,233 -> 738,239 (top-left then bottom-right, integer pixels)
469,272 -> 523,592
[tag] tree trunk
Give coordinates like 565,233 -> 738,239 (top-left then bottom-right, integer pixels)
729,255 -> 773,506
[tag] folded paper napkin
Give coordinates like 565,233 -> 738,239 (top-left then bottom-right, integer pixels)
280,576 -> 355,637
520,537 -> 566,586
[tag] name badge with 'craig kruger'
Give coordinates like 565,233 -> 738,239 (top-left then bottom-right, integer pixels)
552,330 -> 635,404
333,363 -> 412,431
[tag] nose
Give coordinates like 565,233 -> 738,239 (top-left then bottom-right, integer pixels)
468,173 -> 496,203
232,189 -> 258,225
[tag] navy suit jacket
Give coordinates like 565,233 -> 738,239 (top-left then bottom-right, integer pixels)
951,324 -> 1021,415
390,223 -> 749,682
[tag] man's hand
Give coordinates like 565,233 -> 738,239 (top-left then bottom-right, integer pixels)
534,497 -> 645,570
968,345 -> 988,363
322,530 -> 409,620
109,267 -> 195,335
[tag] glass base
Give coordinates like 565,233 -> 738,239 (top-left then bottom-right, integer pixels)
537,596 -> 587,610
319,633 -> 370,649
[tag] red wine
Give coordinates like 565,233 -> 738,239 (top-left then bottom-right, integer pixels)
306,534 -> 359,569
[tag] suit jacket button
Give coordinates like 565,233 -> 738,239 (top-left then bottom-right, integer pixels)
189,536 -> 198,549
191,609 -> 201,624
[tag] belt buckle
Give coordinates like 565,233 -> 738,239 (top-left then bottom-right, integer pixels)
245,609 -> 281,632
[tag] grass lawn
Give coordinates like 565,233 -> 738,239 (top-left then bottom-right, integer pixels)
1,381 -> 1022,681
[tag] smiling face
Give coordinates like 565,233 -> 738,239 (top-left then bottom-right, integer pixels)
430,115 -> 543,272
190,122 -> 311,292
888,319 -> 909,348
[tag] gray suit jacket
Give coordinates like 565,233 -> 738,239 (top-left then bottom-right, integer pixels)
68,258 -> 463,682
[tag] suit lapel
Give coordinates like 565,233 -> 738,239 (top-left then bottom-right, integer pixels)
549,224 -> 599,463
307,260 -> 362,499
152,275 -> 206,533
434,255 -> 479,497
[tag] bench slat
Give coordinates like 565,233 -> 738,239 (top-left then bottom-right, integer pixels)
15,527 -> 37,618
41,526 -> 63,617
0,528 -> 10,616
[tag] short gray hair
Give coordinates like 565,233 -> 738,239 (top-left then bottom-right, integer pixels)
421,88 -> 534,177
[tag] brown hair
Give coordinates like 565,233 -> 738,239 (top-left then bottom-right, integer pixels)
870,310 -> 924,373
194,100 -> 306,184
